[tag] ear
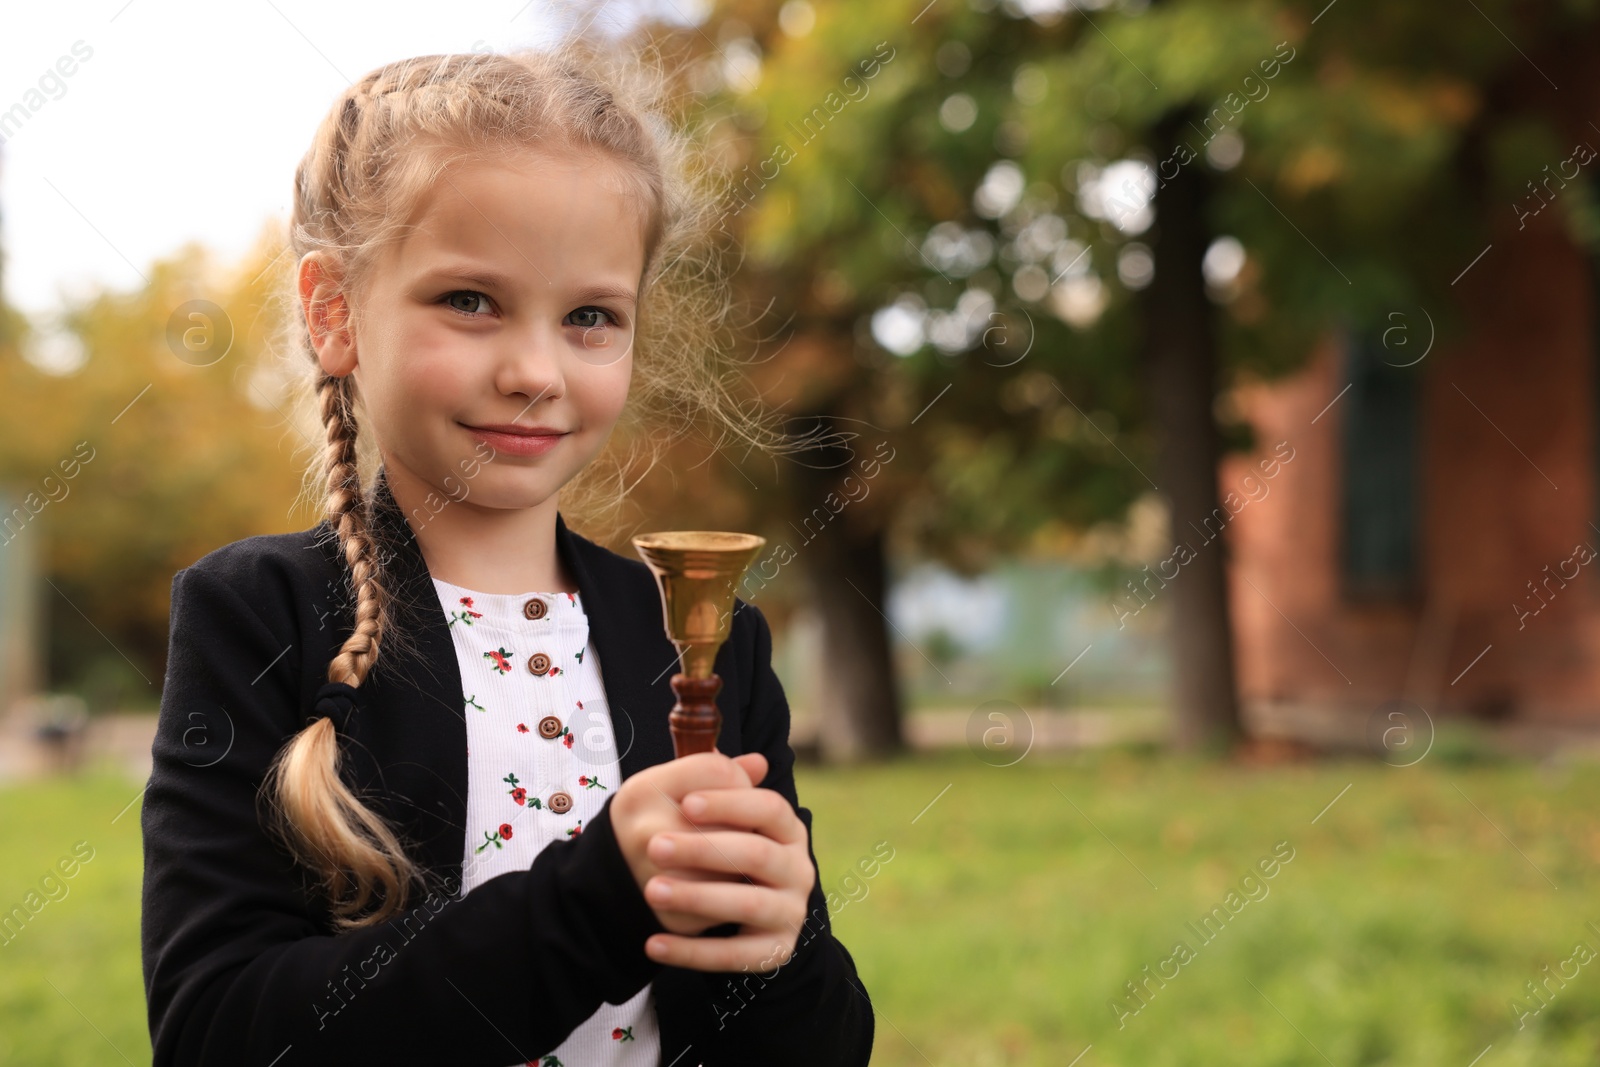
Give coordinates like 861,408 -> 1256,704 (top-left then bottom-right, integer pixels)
297,251 -> 358,377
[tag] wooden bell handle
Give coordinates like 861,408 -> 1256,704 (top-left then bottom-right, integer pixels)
668,674 -> 723,758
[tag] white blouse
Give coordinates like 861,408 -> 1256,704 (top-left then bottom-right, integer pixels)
432,576 -> 661,1066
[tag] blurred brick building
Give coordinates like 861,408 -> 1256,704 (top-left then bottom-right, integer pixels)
1223,212 -> 1600,739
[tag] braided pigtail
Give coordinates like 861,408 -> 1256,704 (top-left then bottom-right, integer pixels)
261,373 -> 422,930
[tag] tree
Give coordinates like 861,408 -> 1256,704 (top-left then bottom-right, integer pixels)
642,0 -> 1600,755
627,2 -> 1157,760
0,229 -> 313,706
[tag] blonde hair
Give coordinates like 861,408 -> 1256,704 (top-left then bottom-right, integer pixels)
262,39 -> 845,930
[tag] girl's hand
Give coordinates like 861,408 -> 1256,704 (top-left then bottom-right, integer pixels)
610,751 -> 764,936
640,752 -> 815,974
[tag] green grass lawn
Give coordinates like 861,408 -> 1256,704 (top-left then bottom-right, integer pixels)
3,744 -> 1598,1065
0,770 -> 149,1065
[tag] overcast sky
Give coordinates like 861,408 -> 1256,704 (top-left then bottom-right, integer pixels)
0,1 -> 693,339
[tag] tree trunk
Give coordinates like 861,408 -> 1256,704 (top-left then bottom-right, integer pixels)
799,522 -> 906,761
777,402 -> 906,763
1139,108 -> 1244,753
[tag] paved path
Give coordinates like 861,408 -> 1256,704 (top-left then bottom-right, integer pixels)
0,706 -> 1171,785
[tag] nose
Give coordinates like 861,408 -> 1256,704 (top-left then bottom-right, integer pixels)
493,321 -> 565,406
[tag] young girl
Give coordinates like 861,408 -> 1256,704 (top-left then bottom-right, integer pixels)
139,45 -> 874,1067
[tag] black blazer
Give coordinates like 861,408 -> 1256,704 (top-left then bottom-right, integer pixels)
140,466 -> 875,1066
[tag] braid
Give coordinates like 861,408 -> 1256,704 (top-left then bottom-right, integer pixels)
320,374 -> 384,688
260,373 -> 422,930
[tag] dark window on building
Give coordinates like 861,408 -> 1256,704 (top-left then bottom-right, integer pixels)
1593,254 -> 1600,531
1340,326 -> 1421,600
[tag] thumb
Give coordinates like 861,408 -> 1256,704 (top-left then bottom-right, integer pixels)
731,751 -> 769,787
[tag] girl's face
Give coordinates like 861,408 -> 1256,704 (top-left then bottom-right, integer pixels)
304,146 -> 647,514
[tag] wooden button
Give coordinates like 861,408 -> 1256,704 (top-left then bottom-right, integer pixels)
548,790 -> 573,814
523,597 -> 548,621
536,715 -> 563,739
527,652 -> 552,675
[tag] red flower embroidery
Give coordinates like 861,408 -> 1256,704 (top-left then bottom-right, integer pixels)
612,1025 -> 634,1041
499,823 -> 514,840
566,820 -> 583,838
562,733 -> 575,750
517,723 -> 530,734
504,772 -> 527,805
448,597 -> 484,628
483,648 -> 514,674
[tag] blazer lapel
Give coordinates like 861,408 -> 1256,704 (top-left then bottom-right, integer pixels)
361,467 -> 472,893
553,510 -> 680,781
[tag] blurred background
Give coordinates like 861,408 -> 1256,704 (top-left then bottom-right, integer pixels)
5,0 -> 1600,1063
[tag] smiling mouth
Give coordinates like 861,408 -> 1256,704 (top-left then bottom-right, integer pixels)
463,422 -> 571,436
461,422 -> 571,457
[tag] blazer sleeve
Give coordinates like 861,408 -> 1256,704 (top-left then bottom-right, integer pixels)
694,601 -> 876,1065
141,561 -> 669,1067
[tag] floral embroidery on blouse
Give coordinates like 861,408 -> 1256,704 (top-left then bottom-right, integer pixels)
578,775 -> 606,790
504,772 -> 542,808
475,823 -> 515,853
483,647 -> 514,674
465,694 -> 486,713
612,1026 -> 634,1042
566,820 -> 583,838
448,596 -> 484,627
575,647 -> 585,664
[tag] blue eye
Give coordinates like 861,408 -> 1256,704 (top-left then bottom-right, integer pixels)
567,306 -> 618,329
443,290 -> 491,315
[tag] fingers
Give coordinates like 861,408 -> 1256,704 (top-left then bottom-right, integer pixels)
647,829 -> 809,888
646,929 -> 801,973
641,876 -> 808,971
644,874 -> 805,930
679,783 -> 808,847
644,751 -> 755,803
731,751 -> 768,786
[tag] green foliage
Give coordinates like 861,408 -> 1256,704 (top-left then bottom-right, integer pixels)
689,0 -> 1600,569
0,231 -> 314,694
